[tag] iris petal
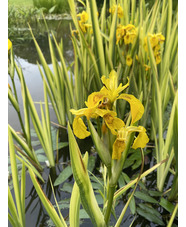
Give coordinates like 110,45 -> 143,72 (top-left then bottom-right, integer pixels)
72,117 -> 90,139
132,130 -> 149,149
112,139 -> 126,160
118,94 -> 144,123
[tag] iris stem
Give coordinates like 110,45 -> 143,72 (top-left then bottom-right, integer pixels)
104,185 -> 115,225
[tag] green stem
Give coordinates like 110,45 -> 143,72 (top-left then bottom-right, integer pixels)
104,186 -> 115,225
104,132 -> 134,225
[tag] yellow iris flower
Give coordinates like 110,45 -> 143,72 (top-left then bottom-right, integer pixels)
109,4 -> 124,18
76,11 -> 92,33
112,126 -> 149,159
95,109 -> 125,135
70,70 -> 145,140
77,11 -> 89,23
78,21 -> 92,33
116,24 -> 136,45
144,33 -> 165,64
100,70 -> 129,103
71,108 -> 124,139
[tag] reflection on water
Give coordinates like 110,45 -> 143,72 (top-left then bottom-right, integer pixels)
13,19 -> 74,64
8,19 -> 74,131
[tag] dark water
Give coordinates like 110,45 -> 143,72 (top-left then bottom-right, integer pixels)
8,19 -> 177,227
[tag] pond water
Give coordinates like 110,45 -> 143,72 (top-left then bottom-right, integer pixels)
8,19 -> 73,131
8,19 -> 176,227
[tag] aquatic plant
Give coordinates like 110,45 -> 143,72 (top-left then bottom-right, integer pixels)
8,0 -> 178,226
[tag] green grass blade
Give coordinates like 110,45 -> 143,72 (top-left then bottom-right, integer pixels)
78,32 -> 101,89
8,187 -> 20,226
158,148 -> 174,192
148,0 -> 160,34
69,182 -> 80,227
37,63 -> 63,124
21,162 -> 26,225
8,213 -> 17,227
19,67 -> 31,148
16,154 -> 44,182
69,153 -> 88,227
89,0 -> 105,76
165,0 -> 172,49
49,176 -> 67,226
108,8 -> 117,68
8,125 -> 37,163
52,34 -> 75,108
158,91 -> 178,191
43,83 -> 55,166
161,18 -> 177,93
10,47 -> 15,79
48,34 -> 66,124
29,168 -> 67,227
115,148 -> 144,227
28,25 -> 56,99
173,98 -> 178,171
121,0 -> 128,25
40,102 -> 50,157
167,203 -> 178,227
71,36 -> 81,108
162,91 -> 178,160
26,89 -> 45,149
131,0 -> 136,24
8,127 -> 24,227
147,37 -> 164,151
8,88 -> 20,113
113,159 -> 167,202
100,0 -> 107,32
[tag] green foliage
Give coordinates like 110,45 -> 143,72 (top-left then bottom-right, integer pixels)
8,128 -> 26,227
8,5 -> 44,42
8,0 -> 178,226
54,165 -> 73,186
33,0 -> 70,14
